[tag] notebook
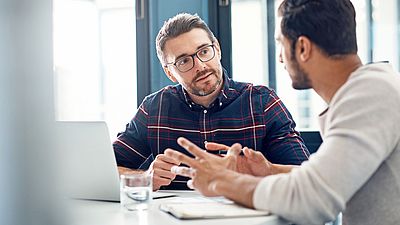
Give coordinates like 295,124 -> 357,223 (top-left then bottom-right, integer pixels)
159,196 -> 270,219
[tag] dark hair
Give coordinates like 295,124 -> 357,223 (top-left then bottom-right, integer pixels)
278,0 -> 358,58
156,13 -> 216,65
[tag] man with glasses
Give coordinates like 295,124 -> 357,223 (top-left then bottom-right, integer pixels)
113,13 -> 309,190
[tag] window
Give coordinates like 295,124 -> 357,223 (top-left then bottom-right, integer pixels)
352,0 -> 369,63
371,0 -> 399,70
231,0 -> 400,131
231,0 -> 269,85
53,0 -> 137,139
231,0 -> 325,130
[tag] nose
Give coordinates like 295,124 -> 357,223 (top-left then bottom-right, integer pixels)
193,55 -> 207,71
278,48 -> 283,63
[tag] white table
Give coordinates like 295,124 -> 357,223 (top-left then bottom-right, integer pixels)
68,191 -> 289,225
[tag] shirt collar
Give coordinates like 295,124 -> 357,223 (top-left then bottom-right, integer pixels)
178,69 -> 233,110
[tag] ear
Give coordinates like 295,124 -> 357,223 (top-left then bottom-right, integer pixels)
163,66 -> 178,83
296,36 -> 312,62
213,39 -> 222,60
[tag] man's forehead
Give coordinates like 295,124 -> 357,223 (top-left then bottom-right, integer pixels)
164,29 -> 211,59
275,17 -> 283,41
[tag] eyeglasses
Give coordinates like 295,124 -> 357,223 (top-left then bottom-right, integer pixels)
165,44 -> 216,73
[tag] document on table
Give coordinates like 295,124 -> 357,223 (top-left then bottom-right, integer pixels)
159,196 -> 270,219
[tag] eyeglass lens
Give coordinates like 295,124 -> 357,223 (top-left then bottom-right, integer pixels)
175,45 -> 215,72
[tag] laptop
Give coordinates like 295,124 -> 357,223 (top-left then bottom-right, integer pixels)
56,121 -> 120,202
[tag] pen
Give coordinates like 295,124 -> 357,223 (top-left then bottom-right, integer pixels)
153,194 -> 177,200
205,150 -> 244,155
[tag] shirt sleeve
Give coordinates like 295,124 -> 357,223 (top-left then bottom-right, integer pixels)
113,99 -> 152,169
253,73 -> 400,224
262,90 -> 310,165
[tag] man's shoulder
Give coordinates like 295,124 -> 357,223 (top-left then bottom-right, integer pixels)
229,79 -> 275,96
140,85 -> 182,110
143,85 -> 180,102
251,84 -> 276,95
344,63 -> 400,97
227,80 -> 281,110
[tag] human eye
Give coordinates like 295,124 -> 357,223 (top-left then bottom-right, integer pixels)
176,56 -> 191,66
198,47 -> 210,56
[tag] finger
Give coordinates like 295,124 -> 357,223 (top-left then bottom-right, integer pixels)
153,168 -> 176,180
164,149 -> 194,165
153,176 -> 172,187
177,137 -> 209,159
187,179 -> 195,189
155,154 -> 180,165
164,148 -> 201,169
171,166 -> 196,178
153,158 -> 179,171
243,147 -> 265,162
226,143 -> 242,156
205,142 -> 229,151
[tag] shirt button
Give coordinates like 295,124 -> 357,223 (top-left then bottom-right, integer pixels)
219,102 -> 222,106
204,109 -> 207,114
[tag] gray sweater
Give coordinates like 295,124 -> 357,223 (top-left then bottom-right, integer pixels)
253,63 -> 400,225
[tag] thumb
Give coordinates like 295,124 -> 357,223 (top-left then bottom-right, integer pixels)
226,143 -> 242,157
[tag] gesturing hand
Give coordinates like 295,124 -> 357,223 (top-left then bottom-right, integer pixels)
147,154 -> 180,191
164,137 -> 243,196
205,142 -> 274,176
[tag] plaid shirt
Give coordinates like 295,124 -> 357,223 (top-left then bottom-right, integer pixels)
113,73 -> 309,189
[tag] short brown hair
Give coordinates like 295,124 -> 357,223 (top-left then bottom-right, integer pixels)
156,13 -> 216,65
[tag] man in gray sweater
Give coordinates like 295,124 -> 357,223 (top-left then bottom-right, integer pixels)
165,0 -> 400,224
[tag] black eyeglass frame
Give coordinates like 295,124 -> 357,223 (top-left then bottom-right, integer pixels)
164,44 -> 216,73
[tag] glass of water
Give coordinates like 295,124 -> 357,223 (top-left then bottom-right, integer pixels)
120,173 -> 152,210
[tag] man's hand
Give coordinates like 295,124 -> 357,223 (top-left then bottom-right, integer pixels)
205,142 -> 274,176
147,154 -> 180,191
165,137 -> 242,196
165,137 -> 262,208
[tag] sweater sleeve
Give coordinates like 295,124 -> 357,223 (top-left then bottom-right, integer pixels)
253,70 -> 400,225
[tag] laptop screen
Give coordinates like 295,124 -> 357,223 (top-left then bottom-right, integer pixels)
56,121 -> 120,202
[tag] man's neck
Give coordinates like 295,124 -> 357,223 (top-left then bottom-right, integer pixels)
312,54 -> 362,103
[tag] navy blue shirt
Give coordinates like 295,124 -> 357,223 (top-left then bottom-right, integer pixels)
114,73 -> 310,189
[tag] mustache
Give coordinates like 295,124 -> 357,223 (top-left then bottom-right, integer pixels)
193,69 -> 216,81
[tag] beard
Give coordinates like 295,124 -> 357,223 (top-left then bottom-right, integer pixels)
187,68 -> 223,96
290,57 -> 312,90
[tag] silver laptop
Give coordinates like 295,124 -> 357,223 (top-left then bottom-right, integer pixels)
56,121 -> 120,202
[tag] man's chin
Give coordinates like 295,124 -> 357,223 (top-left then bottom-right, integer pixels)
196,88 -> 216,96
191,86 -> 217,97
195,81 -> 221,96
292,83 -> 312,90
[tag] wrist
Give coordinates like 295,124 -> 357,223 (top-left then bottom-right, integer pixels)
270,164 -> 296,175
214,171 -> 262,208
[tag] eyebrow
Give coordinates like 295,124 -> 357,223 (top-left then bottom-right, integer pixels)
174,43 -> 211,61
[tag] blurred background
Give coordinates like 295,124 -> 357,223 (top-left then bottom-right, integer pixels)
1,0 -> 63,225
